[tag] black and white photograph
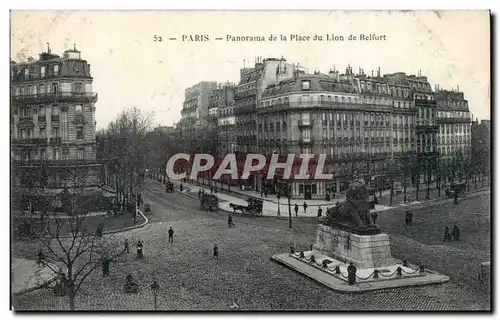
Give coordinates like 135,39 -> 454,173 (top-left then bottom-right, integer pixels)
8,9 -> 492,312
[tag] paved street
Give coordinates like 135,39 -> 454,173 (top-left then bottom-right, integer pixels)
12,180 -> 491,311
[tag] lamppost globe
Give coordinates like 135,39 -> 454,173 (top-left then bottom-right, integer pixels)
150,281 -> 160,310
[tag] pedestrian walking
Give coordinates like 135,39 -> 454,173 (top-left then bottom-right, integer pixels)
317,206 -> 323,218
136,240 -> 144,260
180,183 -> 183,192
303,201 -> 308,214
37,250 -> 45,268
198,189 -> 202,198
228,214 -> 235,228
294,203 -> 299,217
124,239 -> 130,254
452,224 -> 461,241
371,211 -> 378,225
102,256 -> 111,277
443,226 -> 452,242
168,227 -> 174,243
213,244 -> 219,260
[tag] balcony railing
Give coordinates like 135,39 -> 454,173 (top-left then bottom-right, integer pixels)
234,89 -> 257,100
298,119 -> 313,127
437,117 -> 471,124
19,115 -> 32,121
416,124 -> 439,132
12,159 -> 103,167
11,73 -> 92,83
414,99 -> 437,107
12,136 -> 62,145
38,116 -> 46,122
11,92 -> 98,104
259,101 -> 393,114
51,115 -> 60,122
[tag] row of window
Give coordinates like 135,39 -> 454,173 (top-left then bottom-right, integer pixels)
17,126 -> 84,140
19,146 -> 86,161
439,145 -> 467,155
439,136 -> 471,144
439,123 -> 470,134
18,104 -> 83,118
438,100 -> 469,109
12,82 -> 85,96
12,64 -> 60,80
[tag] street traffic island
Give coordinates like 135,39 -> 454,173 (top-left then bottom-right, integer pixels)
272,181 -> 449,292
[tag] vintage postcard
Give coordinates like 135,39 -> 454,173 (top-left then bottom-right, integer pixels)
10,10 -> 491,311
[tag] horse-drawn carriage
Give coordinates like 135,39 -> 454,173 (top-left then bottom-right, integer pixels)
229,198 -> 264,217
200,193 -> 219,211
165,181 -> 174,193
445,182 -> 466,198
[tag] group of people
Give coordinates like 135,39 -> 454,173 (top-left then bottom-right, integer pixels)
293,202 -> 309,216
443,224 -> 461,242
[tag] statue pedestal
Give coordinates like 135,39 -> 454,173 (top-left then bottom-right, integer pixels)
313,224 -> 396,269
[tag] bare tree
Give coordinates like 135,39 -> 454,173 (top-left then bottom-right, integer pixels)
96,107 -> 154,203
15,163 -> 123,310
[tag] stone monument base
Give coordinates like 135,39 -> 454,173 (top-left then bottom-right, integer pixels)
313,225 -> 397,269
271,224 -> 449,292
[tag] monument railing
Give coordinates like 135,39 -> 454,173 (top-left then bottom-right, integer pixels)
289,246 -> 426,284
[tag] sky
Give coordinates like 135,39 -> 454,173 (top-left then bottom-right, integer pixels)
10,10 -> 490,129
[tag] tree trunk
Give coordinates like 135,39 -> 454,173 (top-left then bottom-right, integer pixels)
389,180 -> 393,206
426,170 -> 431,200
403,178 -> 407,203
68,293 -> 76,310
416,174 -> 420,201
437,172 -> 441,197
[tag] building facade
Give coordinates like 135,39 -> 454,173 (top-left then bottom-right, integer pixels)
10,45 -> 103,212
234,57 -> 296,154
257,66 -> 419,199
435,87 -> 472,160
206,82 -> 236,158
180,81 -> 218,150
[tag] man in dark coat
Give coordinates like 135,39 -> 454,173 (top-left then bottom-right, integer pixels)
371,211 -> 378,225
443,226 -> 452,242
228,214 -> 235,228
317,206 -> 323,218
168,227 -> 174,243
452,224 -> 460,241
213,244 -> 219,260
294,203 -> 299,217
303,201 -> 308,213
137,240 -> 144,259
37,250 -> 45,268
347,262 -> 357,285
124,239 -> 130,254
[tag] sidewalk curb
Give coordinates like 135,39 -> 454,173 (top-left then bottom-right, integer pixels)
147,179 -> 489,217
32,210 -> 149,239
13,262 -> 59,297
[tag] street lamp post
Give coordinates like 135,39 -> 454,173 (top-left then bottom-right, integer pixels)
277,192 -> 281,217
287,182 -> 292,229
150,281 -> 159,310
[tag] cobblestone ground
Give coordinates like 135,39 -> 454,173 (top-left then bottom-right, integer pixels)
12,181 -> 491,311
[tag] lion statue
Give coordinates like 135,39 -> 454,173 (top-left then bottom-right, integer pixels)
323,180 -> 379,234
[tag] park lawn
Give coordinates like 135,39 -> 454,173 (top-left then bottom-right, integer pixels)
378,193 -> 490,293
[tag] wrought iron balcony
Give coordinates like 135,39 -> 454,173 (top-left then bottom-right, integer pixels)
38,116 -> 46,122
416,124 -> 439,132
51,115 -> 60,122
12,159 -> 103,167
437,117 -> 471,124
298,119 -> 313,128
11,92 -> 98,104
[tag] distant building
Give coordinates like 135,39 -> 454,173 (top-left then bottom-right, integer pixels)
153,125 -> 175,134
179,81 -> 218,149
10,44 -> 104,213
435,86 -> 472,160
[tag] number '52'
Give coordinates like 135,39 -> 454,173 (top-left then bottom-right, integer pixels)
154,35 -> 163,42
